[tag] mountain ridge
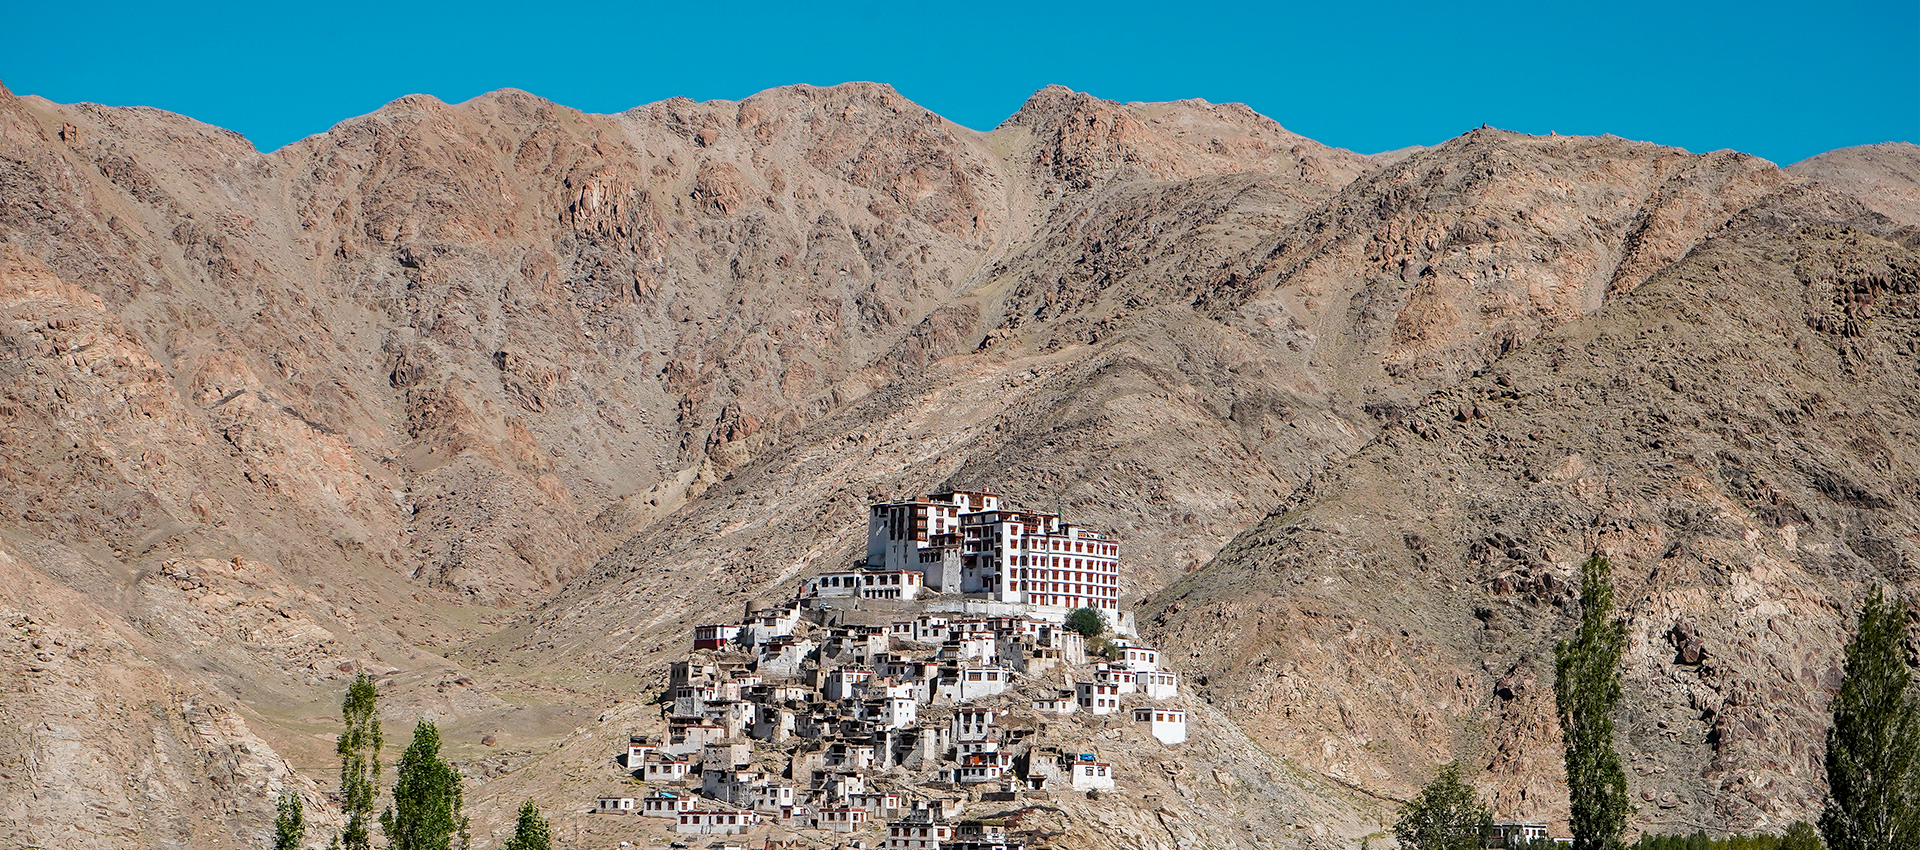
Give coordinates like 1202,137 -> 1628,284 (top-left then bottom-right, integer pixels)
2,76 -> 1916,848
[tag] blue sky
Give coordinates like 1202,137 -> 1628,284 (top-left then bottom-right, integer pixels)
3,0 -> 1913,165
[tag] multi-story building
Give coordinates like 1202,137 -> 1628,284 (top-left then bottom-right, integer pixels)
951,820 -> 1024,850
866,490 -> 1121,612
1075,682 -> 1121,715
887,820 -> 956,850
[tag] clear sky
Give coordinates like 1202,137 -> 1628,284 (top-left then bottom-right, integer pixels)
3,0 -> 1914,165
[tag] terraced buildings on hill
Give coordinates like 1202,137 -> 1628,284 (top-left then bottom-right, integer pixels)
598,490 -> 1181,847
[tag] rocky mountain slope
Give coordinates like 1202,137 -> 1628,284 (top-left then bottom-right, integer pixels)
1,74 -> 1913,848
1789,141 -> 1920,227
1153,183 -> 1920,829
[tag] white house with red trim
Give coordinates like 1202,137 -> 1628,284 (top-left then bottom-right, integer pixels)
1133,707 -> 1187,744
594,796 -> 635,814
674,809 -> 758,835
642,792 -> 694,818
643,756 -> 691,783
1116,644 -> 1159,671
1094,666 -> 1137,695
692,624 -> 736,651
1075,682 -> 1121,715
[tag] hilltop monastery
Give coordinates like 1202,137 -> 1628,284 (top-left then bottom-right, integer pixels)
598,490 -> 1184,849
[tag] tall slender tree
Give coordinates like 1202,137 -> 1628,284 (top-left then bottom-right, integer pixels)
501,799 -> 553,850
1554,553 -> 1630,850
381,720 -> 468,850
273,789 -> 305,850
337,672 -> 382,850
1821,588 -> 1920,850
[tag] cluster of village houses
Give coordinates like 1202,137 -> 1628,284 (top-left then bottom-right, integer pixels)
594,491 -> 1189,848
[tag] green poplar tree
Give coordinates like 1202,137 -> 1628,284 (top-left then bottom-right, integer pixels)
337,672 -> 382,850
1820,588 -> 1920,850
1554,553 -> 1630,850
273,789 -> 305,850
381,720 -> 468,850
502,799 -> 553,850
1065,606 -> 1106,638
1393,761 -> 1492,850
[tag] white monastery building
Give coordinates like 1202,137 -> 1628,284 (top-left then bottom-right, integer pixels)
866,490 -> 1122,613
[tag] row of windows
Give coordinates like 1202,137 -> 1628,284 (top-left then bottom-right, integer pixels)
1015,556 -> 1117,571
966,524 -> 1116,556
1016,567 -> 1118,583
1014,539 -> 1116,556
1029,596 -> 1117,609
679,814 -> 750,824
819,572 -> 919,586
1014,583 -> 1116,597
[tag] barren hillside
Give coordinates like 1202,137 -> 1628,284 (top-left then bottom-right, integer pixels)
1,74 -> 1913,849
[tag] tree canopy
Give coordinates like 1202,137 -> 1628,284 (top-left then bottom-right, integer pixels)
1065,606 -> 1106,638
381,720 -> 468,850
502,799 -> 553,850
1393,761 -> 1492,850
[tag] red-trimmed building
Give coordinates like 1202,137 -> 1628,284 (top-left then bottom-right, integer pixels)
866,490 -> 1123,613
